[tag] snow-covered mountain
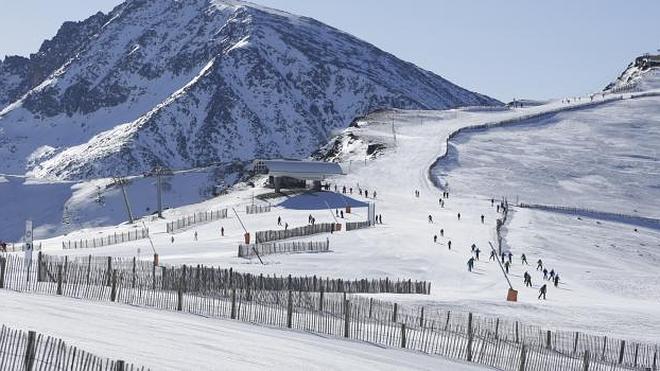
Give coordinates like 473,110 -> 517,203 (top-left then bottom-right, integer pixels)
0,0 -> 499,180
605,54 -> 660,92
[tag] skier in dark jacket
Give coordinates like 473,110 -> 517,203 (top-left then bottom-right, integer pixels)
538,284 -> 547,300
471,243 -> 476,252
448,240 -> 452,250
504,261 -> 510,274
543,268 -> 548,280
553,274 -> 560,287
489,250 -> 496,261
467,257 -> 475,272
508,252 -> 513,264
440,229 -> 444,237
428,215 -> 433,223
481,215 -> 485,224
524,272 -> 533,287
537,259 -> 543,270
457,213 -> 461,221
521,254 -> 528,265
434,235 -> 438,243
475,248 -> 481,260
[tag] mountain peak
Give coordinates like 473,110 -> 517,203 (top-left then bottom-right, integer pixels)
0,0 -> 499,180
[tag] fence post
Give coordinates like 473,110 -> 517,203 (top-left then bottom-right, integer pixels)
573,332 -> 580,354
634,343 -> 639,368
287,290 -> 293,328
36,251 -> 42,282
132,257 -> 136,289
369,298 -> 373,319
56,265 -> 63,295
495,318 -> 500,340
110,269 -> 117,302
230,288 -> 237,319
582,350 -> 590,371
546,330 -> 552,350
619,340 -> 626,364
420,307 -> 425,328
177,286 -> 183,311
344,298 -> 350,338
393,303 -> 398,322
652,348 -> 657,371
401,323 -> 406,348
515,321 -> 519,343
319,288 -> 324,311
466,313 -> 473,362
0,257 -> 5,289
24,330 -> 36,371
518,344 -> 526,371
115,360 -> 125,371
106,257 -> 112,286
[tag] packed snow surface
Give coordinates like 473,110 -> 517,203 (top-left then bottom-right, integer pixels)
0,291 -> 485,371
433,96 -> 660,218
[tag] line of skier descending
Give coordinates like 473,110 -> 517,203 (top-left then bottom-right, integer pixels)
424,188 -> 562,301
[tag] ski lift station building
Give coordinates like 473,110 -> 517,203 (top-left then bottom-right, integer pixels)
251,159 -> 344,192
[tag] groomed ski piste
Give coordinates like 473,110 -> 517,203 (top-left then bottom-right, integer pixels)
2,88 -> 660,369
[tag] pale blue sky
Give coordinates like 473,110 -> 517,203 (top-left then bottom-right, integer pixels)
1,0 -> 658,101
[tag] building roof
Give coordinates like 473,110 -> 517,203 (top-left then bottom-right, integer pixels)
253,159 -> 344,180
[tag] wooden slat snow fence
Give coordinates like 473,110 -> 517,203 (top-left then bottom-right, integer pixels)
238,240 -> 330,258
245,204 -> 271,214
255,223 -> 337,244
1,255 -> 655,371
0,325 -> 145,371
346,220 -> 371,231
166,209 -> 228,234
62,228 -> 149,250
32,253 -> 430,295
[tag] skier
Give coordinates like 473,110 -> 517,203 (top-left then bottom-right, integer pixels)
467,257 -> 475,272
491,198 -> 494,206
504,261 -> 510,274
277,216 -> 282,226
536,259 -> 543,270
508,252 -> 513,264
543,268 -> 548,280
481,215 -> 485,224
440,228 -> 444,237
334,184 -> 338,192
457,213 -> 461,221
434,235 -> 438,243
340,210 -> 344,219
471,243 -> 476,252
441,200 -> 445,208
373,191 -> 377,199
342,186 -> 346,194
335,209 -> 339,217
521,253 -> 528,265
538,284 -> 547,300
350,187 -> 353,194
489,250 -> 496,261
428,215 -> 433,223
365,190 -> 369,198
501,252 -> 506,264
194,231 -> 198,241
475,248 -> 481,260
171,236 -> 175,244
285,222 -> 289,231
524,272 -> 533,287
553,274 -> 560,287
221,226 -> 224,237
549,269 -> 555,280
448,240 -> 452,250
497,205 -> 500,213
